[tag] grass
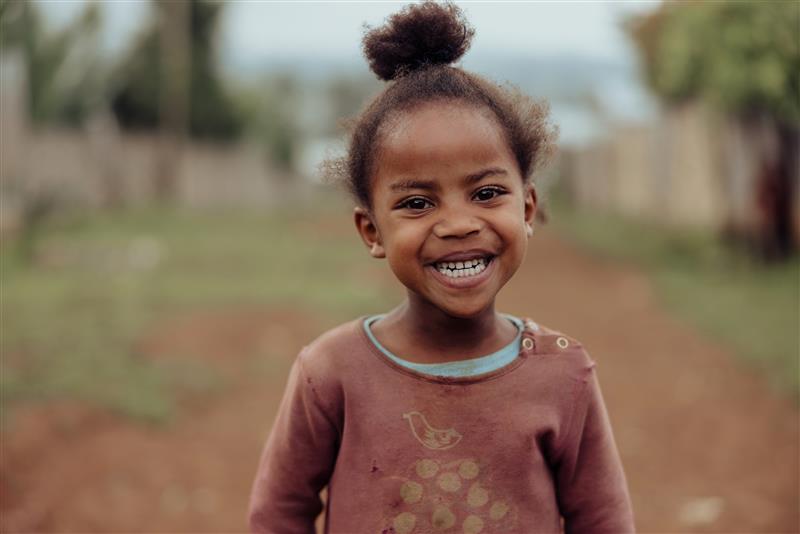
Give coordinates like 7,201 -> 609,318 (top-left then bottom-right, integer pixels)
1,197 -> 396,425
550,199 -> 800,399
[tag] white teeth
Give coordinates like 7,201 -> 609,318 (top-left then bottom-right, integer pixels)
434,257 -> 490,278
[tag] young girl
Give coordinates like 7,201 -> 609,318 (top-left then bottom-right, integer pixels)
249,3 -> 634,532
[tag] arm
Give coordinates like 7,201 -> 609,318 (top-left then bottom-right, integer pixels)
554,361 -> 635,533
248,352 -> 340,534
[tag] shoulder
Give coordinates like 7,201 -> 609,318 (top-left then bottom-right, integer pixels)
519,319 -> 609,448
523,318 -> 592,360
287,318 -> 368,422
520,317 -> 598,387
295,317 -> 369,379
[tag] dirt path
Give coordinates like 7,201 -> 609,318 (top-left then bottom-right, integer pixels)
2,226 -> 798,533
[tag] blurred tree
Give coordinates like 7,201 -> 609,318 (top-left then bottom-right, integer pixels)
631,1 -> 798,122
155,0 -> 190,201
0,1 -> 106,263
629,1 -> 799,260
324,74 -> 380,133
110,0 -> 243,141
236,73 -> 302,173
0,0 -> 104,127
259,74 -> 300,172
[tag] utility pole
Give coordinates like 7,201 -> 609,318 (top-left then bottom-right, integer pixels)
155,0 -> 190,203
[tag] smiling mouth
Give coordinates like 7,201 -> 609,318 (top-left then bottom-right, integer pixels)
433,256 -> 494,279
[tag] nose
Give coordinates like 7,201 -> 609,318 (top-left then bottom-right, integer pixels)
432,205 -> 483,239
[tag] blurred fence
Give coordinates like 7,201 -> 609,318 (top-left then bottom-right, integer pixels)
562,102 -> 800,248
0,50 -> 303,239
1,127 -> 288,235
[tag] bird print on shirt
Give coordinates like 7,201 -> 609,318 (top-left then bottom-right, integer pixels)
402,411 -> 463,450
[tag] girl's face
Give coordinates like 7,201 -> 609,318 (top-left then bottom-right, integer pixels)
355,101 -> 536,319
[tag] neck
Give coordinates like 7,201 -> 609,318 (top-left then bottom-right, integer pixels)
389,294 -> 504,353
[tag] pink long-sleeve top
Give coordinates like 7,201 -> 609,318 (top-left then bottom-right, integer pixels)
248,318 -> 635,533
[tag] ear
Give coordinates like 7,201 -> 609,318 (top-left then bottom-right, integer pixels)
524,183 -> 538,237
354,206 -> 385,258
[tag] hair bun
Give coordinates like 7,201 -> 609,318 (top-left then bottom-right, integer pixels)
362,1 -> 475,81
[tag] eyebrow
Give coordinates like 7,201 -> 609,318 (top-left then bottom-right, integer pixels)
465,167 -> 508,184
389,167 -> 508,192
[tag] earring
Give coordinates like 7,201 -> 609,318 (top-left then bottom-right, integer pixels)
526,224 -> 534,237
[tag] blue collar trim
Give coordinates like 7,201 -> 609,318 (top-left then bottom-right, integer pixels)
362,314 -> 523,377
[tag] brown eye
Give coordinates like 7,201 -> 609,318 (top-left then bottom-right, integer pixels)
473,187 -> 505,202
400,197 -> 433,210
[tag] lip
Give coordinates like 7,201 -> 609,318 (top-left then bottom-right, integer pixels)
426,255 -> 497,290
429,249 -> 495,264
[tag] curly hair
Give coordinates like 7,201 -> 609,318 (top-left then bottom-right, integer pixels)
324,1 -> 557,219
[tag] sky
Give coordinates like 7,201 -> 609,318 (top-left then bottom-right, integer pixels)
221,1 -> 658,64
37,1 -> 661,71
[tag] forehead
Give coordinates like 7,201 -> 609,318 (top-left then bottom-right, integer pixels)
374,102 -> 516,184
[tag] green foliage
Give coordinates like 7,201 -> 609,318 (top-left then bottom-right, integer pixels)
629,1 -> 800,123
0,0 -> 26,49
238,74 -> 303,170
0,0 -> 105,126
111,0 -> 243,140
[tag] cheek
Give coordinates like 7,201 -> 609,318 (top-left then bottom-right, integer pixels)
496,213 -> 530,265
383,222 -> 427,263
498,209 -> 529,242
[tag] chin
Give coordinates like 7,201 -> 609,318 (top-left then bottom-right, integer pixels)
437,299 -> 494,320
